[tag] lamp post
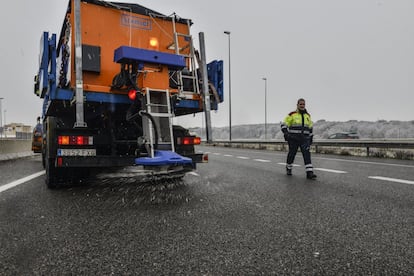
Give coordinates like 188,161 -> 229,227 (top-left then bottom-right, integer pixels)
0,97 -> 3,139
3,109 -> 6,138
262,77 -> 267,140
224,31 -> 232,141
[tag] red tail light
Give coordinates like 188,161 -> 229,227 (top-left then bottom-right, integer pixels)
57,157 -> 63,167
128,89 -> 137,101
177,136 -> 201,145
58,135 -> 93,145
203,153 -> 208,162
193,137 -> 201,145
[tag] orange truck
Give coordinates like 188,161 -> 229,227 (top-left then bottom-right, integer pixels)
34,0 -> 223,188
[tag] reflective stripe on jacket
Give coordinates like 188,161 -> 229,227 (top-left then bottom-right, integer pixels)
281,110 -> 313,136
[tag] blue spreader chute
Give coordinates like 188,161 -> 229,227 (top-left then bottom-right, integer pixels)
135,150 -> 192,166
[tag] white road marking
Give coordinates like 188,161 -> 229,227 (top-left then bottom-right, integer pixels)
187,172 -> 200,177
368,176 -> 414,185
213,153 -> 221,155
254,159 -> 271,163
277,163 -> 301,167
0,171 -> 45,194
206,151 -> 414,184
278,163 -> 347,173
315,157 -> 414,169
314,168 -> 347,174
237,156 -> 250,160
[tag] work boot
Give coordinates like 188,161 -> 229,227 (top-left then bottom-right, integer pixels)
306,171 -> 317,179
286,168 -> 292,176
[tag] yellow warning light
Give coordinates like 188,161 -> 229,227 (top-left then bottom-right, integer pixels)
149,37 -> 159,49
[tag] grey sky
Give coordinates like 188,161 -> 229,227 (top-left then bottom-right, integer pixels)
1,0 -> 413,128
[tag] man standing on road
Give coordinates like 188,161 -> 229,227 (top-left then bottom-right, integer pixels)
281,98 -> 317,179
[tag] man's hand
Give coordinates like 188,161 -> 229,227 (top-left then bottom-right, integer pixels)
309,136 -> 313,145
284,133 -> 289,141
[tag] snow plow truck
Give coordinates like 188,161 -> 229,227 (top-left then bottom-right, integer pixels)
33,0 -> 223,188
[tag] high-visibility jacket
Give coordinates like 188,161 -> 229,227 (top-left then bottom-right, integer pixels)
281,109 -> 313,137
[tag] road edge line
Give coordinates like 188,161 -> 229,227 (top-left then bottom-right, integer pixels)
0,171 -> 45,194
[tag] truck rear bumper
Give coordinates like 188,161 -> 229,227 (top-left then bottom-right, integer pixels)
55,152 -> 207,168
56,156 -> 136,168
190,152 -> 208,163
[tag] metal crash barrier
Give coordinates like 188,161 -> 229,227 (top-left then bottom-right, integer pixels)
207,139 -> 414,159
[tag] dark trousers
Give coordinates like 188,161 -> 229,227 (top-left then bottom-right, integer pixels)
286,137 -> 313,171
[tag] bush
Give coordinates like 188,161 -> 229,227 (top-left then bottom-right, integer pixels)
340,149 -> 351,156
371,150 -> 387,158
395,150 -> 414,160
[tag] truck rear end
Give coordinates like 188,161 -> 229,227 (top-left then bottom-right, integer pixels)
34,0 -> 223,188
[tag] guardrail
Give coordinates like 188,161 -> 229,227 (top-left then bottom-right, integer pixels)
1,138 -> 413,160
206,139 -> 414,159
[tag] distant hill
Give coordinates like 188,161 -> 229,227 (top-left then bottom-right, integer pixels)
189,120 -> 414,140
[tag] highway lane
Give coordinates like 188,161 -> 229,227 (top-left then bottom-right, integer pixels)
203,145 -> 414,180
0,147 -> 413,275
201,145 -> 414,274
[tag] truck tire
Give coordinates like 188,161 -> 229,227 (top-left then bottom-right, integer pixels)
45,116 -> 60,189
41,121 -> 46,169
45,157 -> 59,189
41,153 -> 46,169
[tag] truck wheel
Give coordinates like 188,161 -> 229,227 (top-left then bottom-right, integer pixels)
45,158 -> 59,189
41,151 -> 46,169
41,123 -> 46,168
44,116 -> 59,189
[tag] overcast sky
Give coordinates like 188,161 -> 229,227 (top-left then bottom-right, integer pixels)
1,0 -> 413,128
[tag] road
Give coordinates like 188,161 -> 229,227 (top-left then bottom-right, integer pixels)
1,145 -> 413,275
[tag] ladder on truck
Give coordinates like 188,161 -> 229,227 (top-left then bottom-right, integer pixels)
142,88 -> 175,158
171,16 -> 200,96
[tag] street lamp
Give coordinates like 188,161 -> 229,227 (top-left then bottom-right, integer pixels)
3,109 -> 6,138
262,77 -> 267,140
224,31 -> 232,141
0,97 -> 3,138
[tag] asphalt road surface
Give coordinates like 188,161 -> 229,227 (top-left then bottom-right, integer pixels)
1,145 -> 413,275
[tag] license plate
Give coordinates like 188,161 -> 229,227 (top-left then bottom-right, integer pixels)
57,149 -> 96,156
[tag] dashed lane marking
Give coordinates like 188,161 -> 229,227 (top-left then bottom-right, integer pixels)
237,156 -> 250,160
315,157 -> 414,169
277,162 -> 301,167
212,155 -> 410,181
368,176 -> 414,185
278,163 -> 347,174
314,168 -> 348,174
0,171 -> 45,194
254,159 -> 271,163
